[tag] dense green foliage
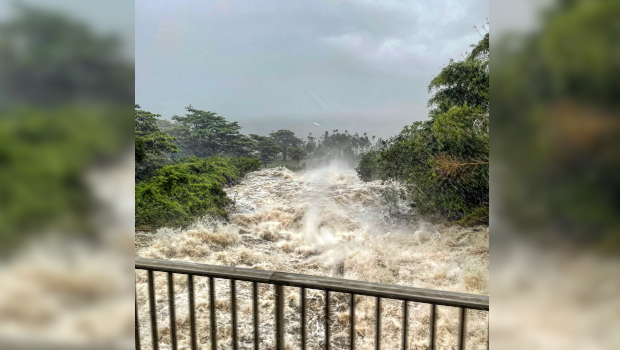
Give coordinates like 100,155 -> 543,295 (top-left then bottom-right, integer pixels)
135,136 -> 146,163
357,32 -> 489,225
161,106 -> 256,159
270,129 -> 302,161
288,147 -> 306,167
135,104 -> 179,182
250,134 -> 282,168
356,150 -> 383,182
154,107 -> 301,169
135,156 -> 260,231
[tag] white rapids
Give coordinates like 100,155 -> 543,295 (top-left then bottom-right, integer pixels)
136,163 -> 489,350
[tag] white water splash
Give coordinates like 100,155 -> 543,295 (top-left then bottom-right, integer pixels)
136,165 -> 489,350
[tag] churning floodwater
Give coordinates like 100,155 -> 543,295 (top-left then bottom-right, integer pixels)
135,163 -> 489,349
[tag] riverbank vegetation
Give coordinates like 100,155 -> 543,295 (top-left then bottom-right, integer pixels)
135,156 -> 261,231
356,31 -> 489,225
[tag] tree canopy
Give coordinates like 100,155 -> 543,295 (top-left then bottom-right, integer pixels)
305,133 -> 317,155
270,129 -> 302,161
251,134 -> 281,168
135,104 -> 179,182
288,147 -> 306,167
170,106 -> 250,158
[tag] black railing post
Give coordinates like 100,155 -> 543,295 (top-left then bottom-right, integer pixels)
375,297 -> 381,350
350,294 -> 355,350
253,282 -> 259,350
325,290 -> 330,350
275,285 -> 285,350
209,277 -> 217,350
301,287 -> 307,350
457,308 -> 466,350
429,304 -> 436,350
402,300 -> 408,350
167,272 -> 178,350
147,270 -> 159,350
188,275 -> 197,350
231,279 -> 238,350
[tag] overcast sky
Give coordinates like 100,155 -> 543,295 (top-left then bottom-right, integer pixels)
136,0 -> 488,139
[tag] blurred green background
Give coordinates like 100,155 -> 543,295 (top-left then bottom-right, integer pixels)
493,0 -> 620,252
0,3 -> 134,253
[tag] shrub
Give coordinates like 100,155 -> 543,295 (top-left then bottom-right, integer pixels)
135,157 -> 240,231
355,150 -> 383,182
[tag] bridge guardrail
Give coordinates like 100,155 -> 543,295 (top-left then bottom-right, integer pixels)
135,257 -> 489,350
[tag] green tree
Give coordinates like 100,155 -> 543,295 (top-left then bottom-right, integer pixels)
228,134 -> 258,158
305,133 -> 317,155
156,118 -> 192,159
362,30 -> 489,225
288,147 -> 306,168
135,104 -> 179,182
427,35 -> 488,118
171,105 -> 247,158
251,134 -> 281,168
135,136 -> 146,163
270,129 -> 301,161
355,149 -> 383,181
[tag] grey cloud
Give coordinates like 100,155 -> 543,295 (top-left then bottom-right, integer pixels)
136,0 -> 488,139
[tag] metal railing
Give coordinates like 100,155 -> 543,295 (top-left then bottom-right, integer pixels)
135,257 -> 489,350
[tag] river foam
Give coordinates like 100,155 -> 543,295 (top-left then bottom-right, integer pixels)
136,164 -> 489,349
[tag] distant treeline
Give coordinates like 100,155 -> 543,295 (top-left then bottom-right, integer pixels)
356,30 -> 489,226
135,104 -> 380,182
306,130 -> 378,167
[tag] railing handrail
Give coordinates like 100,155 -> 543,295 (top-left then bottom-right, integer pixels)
135,257 -> 489,310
